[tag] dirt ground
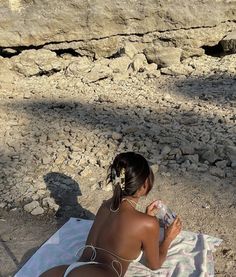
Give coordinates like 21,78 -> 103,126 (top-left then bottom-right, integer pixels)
1,170 -> 235,277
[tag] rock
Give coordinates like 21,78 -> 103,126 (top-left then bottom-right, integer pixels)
31,206 -> 44,215
122,126 -> 139,134
161,145 -> 171,156
220,31 -> 236,54
185,154 -> 199,164
201,149 -> 219,164
144,47 -> 182,68
109,56 -> 132,73
82,64 -> 112,83
145,65 -> 161,78
144,63 -> 158,71
150,164 -> 159,174
181,159 -> 191,169
181,145 -> 195,155
111,132 -> 123,140
202,203 -> 210,209
168,162 -> 179,170
215,160 -> 228,169
181,47 -> 205,59
225,145 -> 236,164
24,201 -> 40,212
0,202 -> 7,208
2,48 -> 17,55
65,57 -> 93,76
12,49 -> 64,77
209,167 -> 225,178
123,42 -> 139,59
131,54 -> 147,72
197,163 -> 209,172
160,64 -> 193,76
42,197 -> 59,212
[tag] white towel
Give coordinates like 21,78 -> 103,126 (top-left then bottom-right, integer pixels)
15,218 -> 222,277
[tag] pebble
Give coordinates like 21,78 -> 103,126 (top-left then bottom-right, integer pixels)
31,206 -> 44,215
24,201 -> 40,212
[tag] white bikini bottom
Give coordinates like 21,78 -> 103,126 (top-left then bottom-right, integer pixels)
63,261 -> 100,277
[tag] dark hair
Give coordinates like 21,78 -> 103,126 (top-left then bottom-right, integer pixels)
107,152 -> 154,211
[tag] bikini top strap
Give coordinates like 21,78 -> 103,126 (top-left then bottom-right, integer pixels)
75,244 -> 97,261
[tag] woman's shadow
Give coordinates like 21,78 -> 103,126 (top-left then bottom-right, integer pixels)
15,172 -> 95,276
44,172 -> 94,222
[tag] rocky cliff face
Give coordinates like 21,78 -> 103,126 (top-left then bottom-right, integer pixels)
0,0 -> 236,58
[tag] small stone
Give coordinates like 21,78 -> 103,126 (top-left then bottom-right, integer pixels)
131,53 -> 147,72
42,197 -> 59,212
209,167 -> 225,178
109,56 -> 132,73
111,132 -> 122,140
181,160 -> 191,169
24,200 -> 40,212
123,42 -> 139,59
0,202 -> 7,208
161,145 -> 171,156
144,63 -> 157,72
197,164 -> 209,172
168,163 -> 179,170
31,206 -> 44,215
201,149 -> 219,164
231,162 -> 236,169
160,172 -> 171,177
2,48 -> 17,55
202,203 -> 210,209
122,126 -> 138,134
181,145 -> 195,155
150,164 -> 159,174
185,154 -> 199,164
215,160 -> 228,169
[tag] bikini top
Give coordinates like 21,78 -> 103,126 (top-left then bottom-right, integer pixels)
76,244 -> 143,277
76,244 -> 143,263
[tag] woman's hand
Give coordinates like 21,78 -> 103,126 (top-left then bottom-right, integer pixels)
145,200 -> 159,216
164,216 -> 182,241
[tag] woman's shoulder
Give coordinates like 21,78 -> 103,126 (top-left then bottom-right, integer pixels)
135,210 -> 159,230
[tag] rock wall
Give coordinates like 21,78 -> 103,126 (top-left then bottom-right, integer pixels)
0,0 -> 236,55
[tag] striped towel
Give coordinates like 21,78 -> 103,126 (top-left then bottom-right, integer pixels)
15,218 -> 222,277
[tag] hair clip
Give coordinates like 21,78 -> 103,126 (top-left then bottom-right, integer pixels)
120,168 -> 126,190
111,167 -> 126,191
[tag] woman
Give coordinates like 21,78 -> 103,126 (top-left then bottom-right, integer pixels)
40,152 -> 182,277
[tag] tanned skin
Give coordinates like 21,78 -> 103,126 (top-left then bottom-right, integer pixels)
40,180 -> 182,277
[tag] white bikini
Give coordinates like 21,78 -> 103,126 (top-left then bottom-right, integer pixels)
63,245 -> 143,277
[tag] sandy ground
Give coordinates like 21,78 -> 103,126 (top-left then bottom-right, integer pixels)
1,170 -> 235,277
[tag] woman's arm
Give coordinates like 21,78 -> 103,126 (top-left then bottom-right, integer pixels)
142,216 -> 182,270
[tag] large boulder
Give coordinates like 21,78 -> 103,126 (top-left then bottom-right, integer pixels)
11,49 -> 65,77
0,0 -> 235,49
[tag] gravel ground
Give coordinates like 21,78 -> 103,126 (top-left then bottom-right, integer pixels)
0,53 -> 235,276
